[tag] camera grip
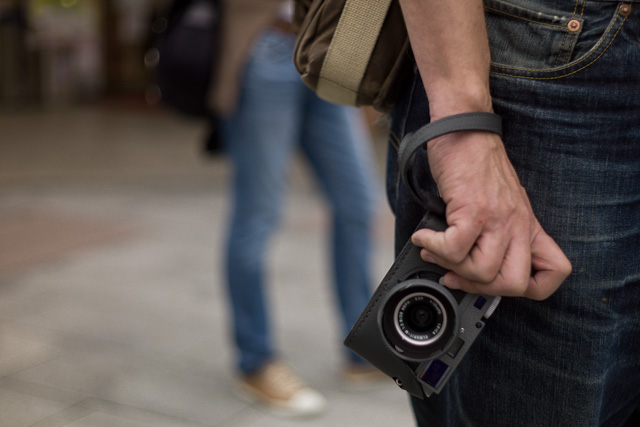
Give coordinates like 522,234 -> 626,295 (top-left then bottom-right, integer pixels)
344,210 -> 448,399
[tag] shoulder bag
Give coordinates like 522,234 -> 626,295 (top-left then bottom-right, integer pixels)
293,0 -> 412,112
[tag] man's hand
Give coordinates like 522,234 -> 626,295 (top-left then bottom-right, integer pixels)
397,0 -> 571,299
410,130 -> 572,300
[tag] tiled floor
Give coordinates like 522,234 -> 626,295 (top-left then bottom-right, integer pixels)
0,104 -> 414,426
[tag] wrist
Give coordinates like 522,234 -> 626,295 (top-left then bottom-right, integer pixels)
427,82 -> 493,122
416,67 -> 493,121
397,112 -> 502,208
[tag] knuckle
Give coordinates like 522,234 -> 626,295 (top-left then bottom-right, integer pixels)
441,240 -> 471,263
513,281 -> 530,296
499,270 -> 530,296
478,270 -> 499,284
444,248 -> 468,264
469,255 -> 502,283
510,278 -> 530,296
561,259 -> 573,277
467,264 -> 497,283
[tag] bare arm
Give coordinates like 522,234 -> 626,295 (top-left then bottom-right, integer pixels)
399,0 -> 492,118
399,0 -> 571,300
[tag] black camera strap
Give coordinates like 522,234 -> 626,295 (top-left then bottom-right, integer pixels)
397,112 -> 503,215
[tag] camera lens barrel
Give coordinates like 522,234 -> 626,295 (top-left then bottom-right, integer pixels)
394,291 -> 447,346
381,279 -> 459,361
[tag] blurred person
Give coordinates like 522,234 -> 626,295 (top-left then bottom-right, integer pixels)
209,0 -> 381,417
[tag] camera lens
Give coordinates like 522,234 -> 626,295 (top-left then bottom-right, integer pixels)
395,292 -> 446,346
381,279 -> 459,361
409,306 -> 432,331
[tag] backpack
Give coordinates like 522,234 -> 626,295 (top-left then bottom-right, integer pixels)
153,0 -> 221,118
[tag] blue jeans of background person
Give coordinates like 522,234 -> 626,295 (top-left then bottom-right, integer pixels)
220,29 -> 377,374
387,0 -> 640,425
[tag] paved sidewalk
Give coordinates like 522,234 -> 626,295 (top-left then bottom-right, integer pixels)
0,105 -> 415,427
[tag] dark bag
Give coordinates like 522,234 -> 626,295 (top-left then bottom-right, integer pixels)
153,0 -> 221,117
292,0 -> 412,112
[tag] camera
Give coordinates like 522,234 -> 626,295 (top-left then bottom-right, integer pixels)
344,208 -> 500,399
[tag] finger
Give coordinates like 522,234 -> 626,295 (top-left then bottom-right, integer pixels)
416,225 -> 512,283
439,269 -> 527,298
439,235 -> 531,296
411,217 -> 481,264
440,230 -> 570,299
523,231 -> 572,300
460,231 -> 513,282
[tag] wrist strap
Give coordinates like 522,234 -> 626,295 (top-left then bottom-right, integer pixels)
398,112 -> 503,214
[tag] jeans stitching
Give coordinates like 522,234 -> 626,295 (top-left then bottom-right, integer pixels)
491,12 -> 628,79
556,0 -> 587,66
484,5 -> 570,28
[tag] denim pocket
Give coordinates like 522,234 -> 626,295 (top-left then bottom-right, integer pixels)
486,0 -> 630,79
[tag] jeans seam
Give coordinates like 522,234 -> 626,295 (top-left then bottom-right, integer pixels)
556,0 -> 587,66
484,5 -> 570,29
491,12 -> 628,79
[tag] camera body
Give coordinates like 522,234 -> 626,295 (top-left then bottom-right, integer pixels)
344,209 -> 500,399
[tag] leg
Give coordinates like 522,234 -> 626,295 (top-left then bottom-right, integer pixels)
300,94 -> 378,361
390,1 -> 640,424
221,29 -> 304,374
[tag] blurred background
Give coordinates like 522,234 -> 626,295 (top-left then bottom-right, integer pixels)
1,0 -> 163,108
0,1 -> 413,426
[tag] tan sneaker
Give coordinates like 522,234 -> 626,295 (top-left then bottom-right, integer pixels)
235,361 -> 326,417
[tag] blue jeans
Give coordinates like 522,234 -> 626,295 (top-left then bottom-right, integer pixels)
388,0 -> 640,425
220,29 -> 377,374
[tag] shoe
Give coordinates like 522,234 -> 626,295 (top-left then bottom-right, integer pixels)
342,363 -> 390,384
234,361 -> 326,417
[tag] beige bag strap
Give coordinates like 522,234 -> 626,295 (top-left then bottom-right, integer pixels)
316,0 -> 393,106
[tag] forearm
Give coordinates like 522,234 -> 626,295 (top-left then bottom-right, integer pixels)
398,0 -> 503,205
398,0 -> 571,299
398,0 -> 492,120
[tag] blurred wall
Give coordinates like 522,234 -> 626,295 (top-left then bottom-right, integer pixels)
0,0 -> 169,109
